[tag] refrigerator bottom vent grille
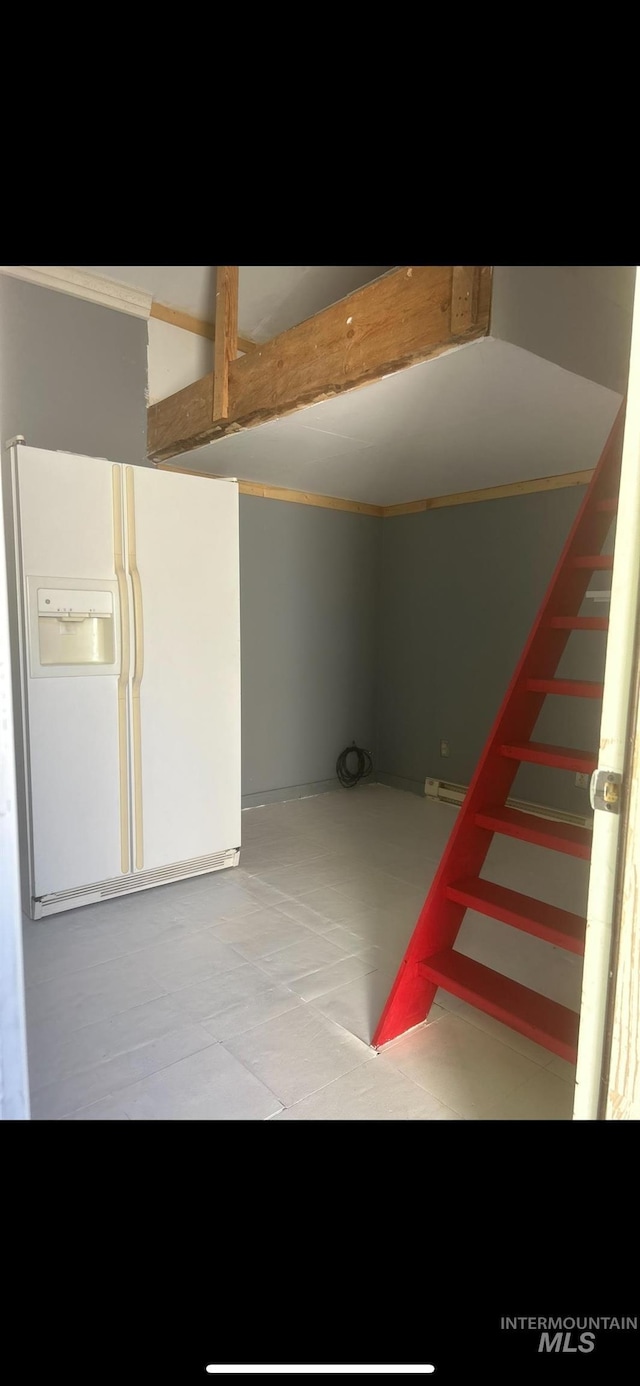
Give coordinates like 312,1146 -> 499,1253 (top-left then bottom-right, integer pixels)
37,849 -> 239,909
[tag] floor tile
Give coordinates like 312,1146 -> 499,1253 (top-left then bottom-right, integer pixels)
254,933 -> 348,985
208,909 -> 313,960
128,929 -> 245,992
25,953 -> 167,1033
240,879 -> 295,908
383,1012 -> 544,1119
223,1005 -> 375,1107
253,861 -> 338,895
65,1102 -> 131,1120
174,884 -> 261,925
168,964 -> 301,1039
321,924 -> 379,953
27,993 -> 197,1090
169,962 -> 280,1022
272,898 -> 334,931
24,784 -> 590,1120
31,1025 -> 217,1120
293,886 -> 366,923
63,1044 -> 283,1120
200,990 -> 303,1042
273,1056 -> 463,1120
282,951 -> 380,1003
22,915 -> 131,985
479,1067 -> 575,1120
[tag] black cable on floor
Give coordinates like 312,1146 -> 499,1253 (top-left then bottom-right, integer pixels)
336,742 -> 373,789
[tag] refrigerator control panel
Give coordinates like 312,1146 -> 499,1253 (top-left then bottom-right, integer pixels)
26,576 -> 120,678
37,588 -> 114,618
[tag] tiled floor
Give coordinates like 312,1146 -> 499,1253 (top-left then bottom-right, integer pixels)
22,784 -> 583,1120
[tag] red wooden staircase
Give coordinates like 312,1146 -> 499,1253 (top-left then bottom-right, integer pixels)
372,409 -> 625,1062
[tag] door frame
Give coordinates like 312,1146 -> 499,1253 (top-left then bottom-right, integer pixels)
574,266 -> 640,1119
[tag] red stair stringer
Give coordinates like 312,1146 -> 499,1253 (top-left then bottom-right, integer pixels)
373,408 -> 624,1049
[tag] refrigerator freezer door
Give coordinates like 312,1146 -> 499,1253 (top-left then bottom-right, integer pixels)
125,466 -> 241,871
14,447 -> 127,897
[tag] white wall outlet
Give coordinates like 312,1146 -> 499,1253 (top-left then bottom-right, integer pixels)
575,772 -> 590,789
440,740 -> 450,757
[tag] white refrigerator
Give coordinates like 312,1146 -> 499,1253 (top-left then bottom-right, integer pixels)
4,441 -> 241,919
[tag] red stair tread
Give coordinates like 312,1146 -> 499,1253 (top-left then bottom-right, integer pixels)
500,741 -> 597,772
570,554 -> 614,569
475,805 -> 592,859
418,949 -> 579,1063
547,616 -> 608,631
525,677 -> 604,698
445,876 -> 585,954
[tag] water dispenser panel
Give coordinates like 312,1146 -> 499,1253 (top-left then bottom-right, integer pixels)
36,587 -> 116,666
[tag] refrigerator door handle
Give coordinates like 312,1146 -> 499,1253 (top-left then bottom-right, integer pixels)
126,467 -> 145,870
112,466 -> 131,873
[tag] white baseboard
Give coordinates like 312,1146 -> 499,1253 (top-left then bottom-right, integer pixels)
424,776 -> 593,830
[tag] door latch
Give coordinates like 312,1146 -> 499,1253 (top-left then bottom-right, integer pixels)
590,768 -> 622,814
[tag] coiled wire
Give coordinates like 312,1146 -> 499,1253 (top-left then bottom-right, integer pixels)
336,743 -> 373,788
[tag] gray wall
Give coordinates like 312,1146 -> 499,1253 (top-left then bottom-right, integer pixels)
240,496 -> 381,803
491,266 -> 636,395
0,276 -> 148,463
376,488 -> 609,817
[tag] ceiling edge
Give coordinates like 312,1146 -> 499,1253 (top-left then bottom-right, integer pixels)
0,266 -> 152,319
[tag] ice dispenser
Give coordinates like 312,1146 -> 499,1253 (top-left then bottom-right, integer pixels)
36,587 -> 116,667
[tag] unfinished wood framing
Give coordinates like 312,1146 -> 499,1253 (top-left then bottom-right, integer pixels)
212,267 -> 239,422
381,470 -> 595,517
149,301 -> 257,355
451,266 -> 481,334
148,265 -> 493,463
156,463 -> 594,517
237,482 -> 380,515
156,465 -> 383,515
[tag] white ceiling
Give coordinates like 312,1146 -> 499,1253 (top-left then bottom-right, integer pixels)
72,265 -> 626,505
75,266 -> 392,342
176,337 -> 622,508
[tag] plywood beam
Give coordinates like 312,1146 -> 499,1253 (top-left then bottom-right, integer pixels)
147,265 -> 493,463
451,266 -> 480,334
212,267 -> 239,422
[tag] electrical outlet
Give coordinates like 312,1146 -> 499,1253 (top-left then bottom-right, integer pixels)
575,772 -> 589,789
440,740 -> 450,758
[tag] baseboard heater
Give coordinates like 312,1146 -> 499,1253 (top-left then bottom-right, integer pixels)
424,777 -> 593,831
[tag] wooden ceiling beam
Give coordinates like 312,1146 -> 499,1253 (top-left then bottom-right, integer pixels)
212,266 -> 238,422
147,265 -> 493,464
149,301 -> 257,355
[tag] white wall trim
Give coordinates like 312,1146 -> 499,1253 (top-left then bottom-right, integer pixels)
423,777 -> 593,830
0,266 -> 152,320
